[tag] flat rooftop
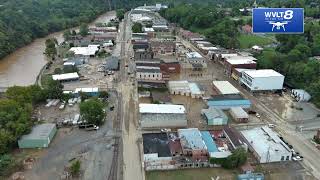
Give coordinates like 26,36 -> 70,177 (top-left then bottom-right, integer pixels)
212,81 -> 240,95
20,123 -> 55,140
244,69 -> 284,78
52,72 -> 79,81
241,126 -> 291,159
186,52 -> 203,59
139,103 -> 186,114
143,133 -> 171,157
225,55 -> 257,62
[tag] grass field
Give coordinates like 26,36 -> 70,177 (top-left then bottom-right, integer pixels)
238,34 -> 274,49
146,168 -> 238,180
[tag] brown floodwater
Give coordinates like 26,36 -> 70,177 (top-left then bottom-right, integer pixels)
0,11 -> 115,87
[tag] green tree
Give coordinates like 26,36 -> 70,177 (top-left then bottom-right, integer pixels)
71,30 -> 77,36
44,38 -> 57,58
63,30 -> 72,41
222,148 -> 247,169
70,160 -> 81,176
79,24 -> 89,37
132,23 -> 143,33
99,91 -> 109,99
44,78 -> 63,99
0,154 -> 14,176
116,9 -> 125,21
80,98 -> 105,125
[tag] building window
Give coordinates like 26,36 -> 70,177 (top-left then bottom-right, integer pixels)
286,156 -> 289,160
281,156 -> 284,161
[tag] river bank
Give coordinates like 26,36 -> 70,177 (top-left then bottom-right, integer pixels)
0,11 -> 116,88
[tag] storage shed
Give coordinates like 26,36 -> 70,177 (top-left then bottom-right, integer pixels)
229,107 -> 249,123
18,123 -> 57,148
201,107 -> 228,125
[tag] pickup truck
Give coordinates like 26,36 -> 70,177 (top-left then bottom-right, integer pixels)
79,124 -> 99,131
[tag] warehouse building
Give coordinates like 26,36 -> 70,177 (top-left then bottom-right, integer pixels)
201,107 -> 228,126
69,45 -> 99,57
241,69 -> 285,91
139,104 -> 187,128
229,107 -> 249,123
168,81 -> 204,98
241,126 -> 292,163
207,94 -> 251,110
52,72 -> 79,82
18,124 -> 57,148
212,81 -> 240,95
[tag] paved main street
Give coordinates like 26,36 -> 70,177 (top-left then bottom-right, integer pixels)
117,12 -> 145,180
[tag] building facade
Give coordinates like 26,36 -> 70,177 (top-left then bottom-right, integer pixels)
241,69 -> 285,91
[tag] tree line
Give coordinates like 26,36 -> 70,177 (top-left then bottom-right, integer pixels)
160,4 -> 242,49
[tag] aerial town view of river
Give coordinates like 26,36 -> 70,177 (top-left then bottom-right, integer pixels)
0,11 -> 115,88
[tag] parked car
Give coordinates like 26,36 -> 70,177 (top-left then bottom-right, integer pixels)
256,113 -> 261,118
79,124 -> 99,131
59,102 -> 66,110
268,123 -> 276,128
248,110 -> 257,114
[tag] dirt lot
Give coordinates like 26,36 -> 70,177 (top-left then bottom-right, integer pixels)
18,92 -> 118,180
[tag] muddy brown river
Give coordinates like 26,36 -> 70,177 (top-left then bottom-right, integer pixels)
0,11 -> 115,87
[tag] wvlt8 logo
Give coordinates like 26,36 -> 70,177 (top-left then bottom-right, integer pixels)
252,8 -> 304,34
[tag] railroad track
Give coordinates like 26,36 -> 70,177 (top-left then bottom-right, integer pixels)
107,10 -> 128,180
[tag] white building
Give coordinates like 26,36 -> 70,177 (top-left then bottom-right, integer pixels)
212,81 -> 240,95
241,126 -> 292,163
186,52 -> 206,64
241,69 -> 284,91
52,72 -> 79,82
69,45 -> 99,57
168,81 -> 204,98
139,104 -> 187,128
136,66 -> 163,81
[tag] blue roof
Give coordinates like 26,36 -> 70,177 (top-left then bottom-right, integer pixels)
201,131 -> 218,153
207,99 -> 251,109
